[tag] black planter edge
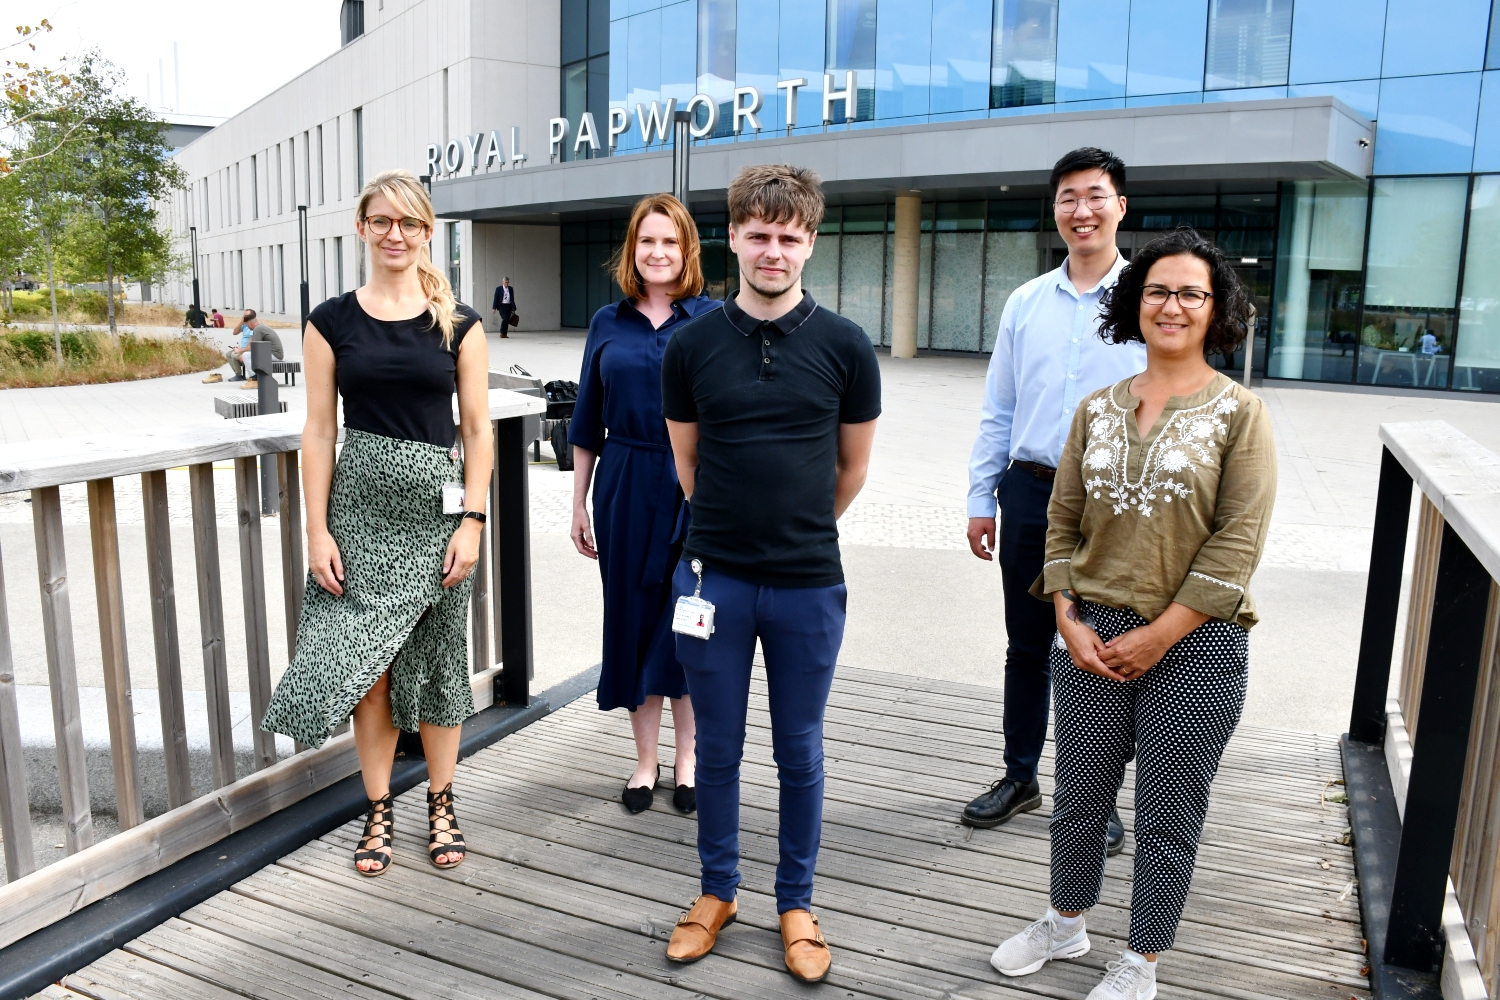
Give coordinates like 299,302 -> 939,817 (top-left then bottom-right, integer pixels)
1342,734 -> 1441,1000
0,664 -> 601,1000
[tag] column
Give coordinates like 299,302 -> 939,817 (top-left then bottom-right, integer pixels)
891,192 -> 921,359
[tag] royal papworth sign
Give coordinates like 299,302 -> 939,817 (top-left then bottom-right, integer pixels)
425,72 -> 859,179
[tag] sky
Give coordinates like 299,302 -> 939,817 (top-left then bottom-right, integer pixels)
3,0 -> 343,120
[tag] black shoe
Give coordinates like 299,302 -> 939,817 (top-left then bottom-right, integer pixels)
671,766 -> 696,814
622,765 -> 659,814
961,777 -> 1042,829
1106,807 -> 1125,857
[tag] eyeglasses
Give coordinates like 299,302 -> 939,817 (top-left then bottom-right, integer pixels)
1054,194 -> 1119,214
1142,285 -> 1212,309
364,216 -> 428,238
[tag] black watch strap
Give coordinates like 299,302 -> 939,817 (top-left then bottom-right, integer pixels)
461,510 -> 487,523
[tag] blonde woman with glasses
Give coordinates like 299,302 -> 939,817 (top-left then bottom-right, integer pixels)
262,168 -> 490,878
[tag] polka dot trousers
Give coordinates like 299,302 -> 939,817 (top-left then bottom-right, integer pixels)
1049,602 -> 1248,954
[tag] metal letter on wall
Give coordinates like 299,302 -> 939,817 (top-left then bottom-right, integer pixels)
484,129 -> 504,170
464,133 -> 483,173
823,70 -> 857,125
637,99 -> 677,146
574,112 -> 600,154
733,87 -> 763,135
548,117 -> 570,161
777,78 -> 807,133
607,107 -> 630,150
425,143 -> 442,179
443,139 -> 464,174
510,126 -> 527,166
684,94 -> 718,139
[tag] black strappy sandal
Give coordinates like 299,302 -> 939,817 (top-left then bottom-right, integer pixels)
427,782 -> 467,869
354,793 -> 394,877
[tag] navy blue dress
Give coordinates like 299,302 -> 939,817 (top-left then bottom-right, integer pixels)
569,295 -> 722,712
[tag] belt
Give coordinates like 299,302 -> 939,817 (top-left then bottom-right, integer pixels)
604,433 -> 670,453
1010,459 -> 1056,482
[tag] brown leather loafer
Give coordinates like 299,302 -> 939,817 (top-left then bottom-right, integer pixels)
666,894 -> 737,963
780,909 -> 831,982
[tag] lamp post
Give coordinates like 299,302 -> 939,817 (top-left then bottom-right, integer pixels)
189,226 -> 200,314
671,111 -> 692,208
298,205 -> 310,333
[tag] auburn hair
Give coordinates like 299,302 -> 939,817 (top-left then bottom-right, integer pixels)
355,169 -> 459,348
611,194 -> 704,302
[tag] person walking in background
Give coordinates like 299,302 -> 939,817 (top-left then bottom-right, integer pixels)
961,148 -> 1144,856
568,193 -> 720,815
492,277 -> 517,337
660,165 -> 879,983
990,228 -> 1274,999
261,168 -> 491,878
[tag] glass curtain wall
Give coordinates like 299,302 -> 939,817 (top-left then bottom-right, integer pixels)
839,205 -> 887,335
990,0 -> 1058,108
1359,176 -> 1469,387
1204,0 -> 1293,91
561,0 -> 610,161
1455,174 -> 1500,392
1269,180 -> 1367,383
560,220 -> 626,328
699,0 -> 737,137
826,0 -> 878,119
930,203 -> 986,348
803,208 -> 842,306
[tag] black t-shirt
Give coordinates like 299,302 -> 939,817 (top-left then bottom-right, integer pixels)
661,291 -> 882,588
310,292 -> 482,448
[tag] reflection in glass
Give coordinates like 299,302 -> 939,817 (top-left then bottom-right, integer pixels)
826,0 -> 878,119
781,0 -> 827,130
737,0 -> 779,126
623,9 -> 663,152
1455,175 -> 1500,392
1055,0 -> 1127,103
875,0 -> 932,119
1125,0 -> 1209,97
990,0 -> 1058,108
1490,2 -> 1500,70
932,0 -> 992,113
1372,72 -> 1482,175
1125,195 -> 1216,231
1270,181 -> 1366,383
661,1 -> 696,111
562,61 -> 588,162
564,0 -> 589,64
1204,0 -> 1291,90
699,0 -> 737,136
1360,176 -> 1468,387
1288,0 -> 1387,85
1382,0 -> 1488,78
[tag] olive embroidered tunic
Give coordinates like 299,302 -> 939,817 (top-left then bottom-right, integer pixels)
1032,372 -> 1276,629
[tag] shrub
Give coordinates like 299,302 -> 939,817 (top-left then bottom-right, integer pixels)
0,331 -> 222,388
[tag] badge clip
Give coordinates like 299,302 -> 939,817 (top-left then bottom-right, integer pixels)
672,559 -> 715,640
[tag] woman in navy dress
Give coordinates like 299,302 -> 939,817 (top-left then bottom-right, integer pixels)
569,193 -> 721,815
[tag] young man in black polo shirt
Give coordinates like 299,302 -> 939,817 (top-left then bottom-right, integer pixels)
659,164 -> 881,982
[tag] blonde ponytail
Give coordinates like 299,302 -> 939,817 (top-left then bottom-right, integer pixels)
356,168 -> 459,348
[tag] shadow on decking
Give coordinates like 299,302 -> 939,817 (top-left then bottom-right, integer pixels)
43,666 -> 1370,1000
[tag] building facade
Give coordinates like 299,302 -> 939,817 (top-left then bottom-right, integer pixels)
168,0 -> 1500,394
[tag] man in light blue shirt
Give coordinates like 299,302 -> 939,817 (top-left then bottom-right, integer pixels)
960,148 -> 1146,845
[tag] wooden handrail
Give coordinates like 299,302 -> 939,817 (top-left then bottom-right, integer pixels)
0,388 -> 545,950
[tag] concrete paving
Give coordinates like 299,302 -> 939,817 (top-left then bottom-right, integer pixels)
2,325 -> 1498,841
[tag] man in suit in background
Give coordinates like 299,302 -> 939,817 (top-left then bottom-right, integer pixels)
492,277 -> 517,338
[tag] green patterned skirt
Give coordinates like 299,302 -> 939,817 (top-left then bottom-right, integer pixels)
262,428 -> 475,748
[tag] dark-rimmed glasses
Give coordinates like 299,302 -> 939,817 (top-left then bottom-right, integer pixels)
1142,285 -> 1212,309
364,216 -> 428,238
1054,194 -> 1119,213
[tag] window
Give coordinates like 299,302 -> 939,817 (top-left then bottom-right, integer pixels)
201,180 -> 210,232
251,154 -> 259,219
1125,0 -> 1210,97
1204,0 -> 1292,91
302,131 -> 311,209
699,0 -> 737,135
1455,175 -> 1500,391
336,116 -> 344,201
234,162 -> 242,224
562,61 -> 589,161
1360,176 -> 1469,387
1054,0 -> 1127,103
276,143 -> 284,214
289,136 -> 298,207
317,124 -> 325,205
277,244 -> 287,313
335,236 -> 345,295
1374,73 -> 1483,175
1383,0 -> 1488,78
1270,180 -> 1367,383
1288,0 -> 1386,85
447,222 -> 462,295
354,108 -> 364,190
319,238 -> 327,300
991,0 -> 1059,108
1489,1 -> 1500,70
825,0 -> 876,119
873,0 -> 933,120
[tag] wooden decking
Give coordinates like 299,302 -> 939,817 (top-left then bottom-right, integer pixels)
40,666 -> 1370,1000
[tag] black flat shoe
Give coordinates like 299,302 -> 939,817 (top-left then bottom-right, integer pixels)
622,765 -> 659,814
961,777 -> 1042,829
1106,807 -> 1126,857
671,765 -> 696,814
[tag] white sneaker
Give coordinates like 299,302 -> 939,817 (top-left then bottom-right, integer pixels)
1086,953 -> 1157,999
990,913 -> 1091,977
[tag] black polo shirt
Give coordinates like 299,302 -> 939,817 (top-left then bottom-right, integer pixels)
661,291 -> 882,588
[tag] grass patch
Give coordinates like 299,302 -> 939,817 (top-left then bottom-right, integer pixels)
4,291 -> 186,327
0,330 -> 222,388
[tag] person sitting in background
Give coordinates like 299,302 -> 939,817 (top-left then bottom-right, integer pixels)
239,314 -> 285,390
210,308 -> 226,328
206,309 -> 256,384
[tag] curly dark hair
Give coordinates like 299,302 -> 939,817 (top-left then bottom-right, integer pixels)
1097,228 -> 1254,356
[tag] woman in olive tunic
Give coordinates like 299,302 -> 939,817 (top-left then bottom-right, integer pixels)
262,169 -> 492,876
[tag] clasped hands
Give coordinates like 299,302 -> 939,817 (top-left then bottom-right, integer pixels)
1052,591 -> 1208,682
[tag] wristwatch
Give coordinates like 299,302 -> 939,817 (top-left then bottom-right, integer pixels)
461,510 -> 487,524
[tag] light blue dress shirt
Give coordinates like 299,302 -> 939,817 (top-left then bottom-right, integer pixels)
967,253 -> 1146,518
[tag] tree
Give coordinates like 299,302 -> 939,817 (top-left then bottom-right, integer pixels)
1,21 -> 79,175
56,55 -> 183,333
0,172 -> 33,314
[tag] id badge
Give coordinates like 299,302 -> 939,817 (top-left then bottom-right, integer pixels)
441,482 -> 465,514
672,559 -> 715,640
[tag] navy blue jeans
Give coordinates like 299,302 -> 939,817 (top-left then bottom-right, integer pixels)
671,559 -> 846,913
997,467 -> 1058,785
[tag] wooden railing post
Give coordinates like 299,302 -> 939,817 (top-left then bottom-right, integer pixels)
276,451 -> 304,659
470,522 -> 493,677
234,456 -> 277,771
31,486 -> 93,854
495,416 -> 532,706
0,537 -> 35,880
86,479 -> 144,830
188,463 -> 236,789
490,422 -> 503,663
142,470 -> 193,809
1349,446 -> 1414,744
1386,522 -> 1494,970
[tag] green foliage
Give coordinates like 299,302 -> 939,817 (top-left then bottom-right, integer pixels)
0,328 -> 98,364
5,288 -> 109,321
0,330 -> 221,388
